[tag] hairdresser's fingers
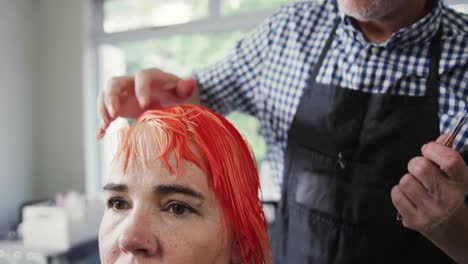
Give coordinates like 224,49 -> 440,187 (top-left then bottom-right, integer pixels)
399,173 -> 445,219
391,185 -> 417,220
97,90 -> 111,126
436,134 -> 447,145
176,78 -> 197,99
407,156 -> 445,194
152,78 -> 198,107
134,68 -> 196,109
421,142 -> 467,182
134,68 -> 167,108
97,90 -> 112,139
407,155 -> 467,209
104,76 -> 135,118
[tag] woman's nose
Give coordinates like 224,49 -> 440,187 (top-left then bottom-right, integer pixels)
118,211 -> 159,257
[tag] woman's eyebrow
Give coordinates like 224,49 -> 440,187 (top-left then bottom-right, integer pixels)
154,184 -> 205,201
103,183 -> 128,192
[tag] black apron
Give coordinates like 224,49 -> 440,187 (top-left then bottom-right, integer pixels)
272,20 -> 456,263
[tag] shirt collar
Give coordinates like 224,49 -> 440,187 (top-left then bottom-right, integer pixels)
337,1 -> 442,48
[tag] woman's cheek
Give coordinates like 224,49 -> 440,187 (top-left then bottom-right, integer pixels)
99,212 -> 123,264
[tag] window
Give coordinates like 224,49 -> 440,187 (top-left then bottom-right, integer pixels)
103,0 -> 210,32
450,2 -> 468,14
91,0 -> 466,199
93,0 -> 294,199
221,0 -> 292,16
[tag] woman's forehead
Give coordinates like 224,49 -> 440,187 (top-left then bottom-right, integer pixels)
112,123 -> 208,173
107,157 -> 210,193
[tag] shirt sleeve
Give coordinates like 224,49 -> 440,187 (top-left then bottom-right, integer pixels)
193,10 -> 284,116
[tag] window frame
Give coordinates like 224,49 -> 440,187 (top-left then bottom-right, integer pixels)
94,0 -> 279,44
448,0 -> 468,5
87,0 -> 284,197
86,0 -> 467,198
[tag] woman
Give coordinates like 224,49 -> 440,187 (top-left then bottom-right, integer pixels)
98,105 -> 272,263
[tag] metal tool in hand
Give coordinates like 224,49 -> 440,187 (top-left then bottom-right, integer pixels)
396,109 -> 468,221
442,109 -> 468,147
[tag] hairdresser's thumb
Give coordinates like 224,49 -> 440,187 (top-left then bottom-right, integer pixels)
176,78 -> 197,99
436,134 -> 446,143
435,133 -> 453,148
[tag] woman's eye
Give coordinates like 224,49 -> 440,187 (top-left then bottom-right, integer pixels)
107,198 -> 130,211
166,202 -> 195,216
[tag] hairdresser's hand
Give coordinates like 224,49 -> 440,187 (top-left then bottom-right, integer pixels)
97,68 -> 198,138
391,136 -> 468,235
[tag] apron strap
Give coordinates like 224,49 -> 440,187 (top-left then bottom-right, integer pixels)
310,19 -> 340,82
425,28 -> 442,97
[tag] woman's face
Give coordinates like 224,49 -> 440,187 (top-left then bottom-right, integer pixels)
98,154 -> 240,264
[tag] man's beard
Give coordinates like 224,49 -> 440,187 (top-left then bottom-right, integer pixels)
337,0 -> 395,21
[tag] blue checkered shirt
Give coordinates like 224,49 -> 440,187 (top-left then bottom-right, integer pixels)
194,0 -> 468,191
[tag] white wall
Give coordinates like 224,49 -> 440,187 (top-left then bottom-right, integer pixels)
0,0 -> 34,231
32,0 -> 87,198
0,0 -> 89,230
0,0 -> 92,231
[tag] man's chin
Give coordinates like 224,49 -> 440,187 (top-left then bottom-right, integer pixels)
337,0 -> 393,21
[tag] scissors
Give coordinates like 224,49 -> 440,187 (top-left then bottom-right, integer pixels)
396,109 -> 468,221
442,109 -> 468,147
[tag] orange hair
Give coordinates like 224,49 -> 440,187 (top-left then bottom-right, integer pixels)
113,105 -> 272,264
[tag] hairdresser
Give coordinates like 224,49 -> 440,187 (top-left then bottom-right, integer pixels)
97,0 -> 468,263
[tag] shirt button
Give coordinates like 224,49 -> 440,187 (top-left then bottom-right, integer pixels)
370,47 -> 379,55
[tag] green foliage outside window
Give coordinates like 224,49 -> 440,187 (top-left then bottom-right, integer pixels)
105,0 -> 296,163
117,34 -> 267,163
119,31 -> 246,77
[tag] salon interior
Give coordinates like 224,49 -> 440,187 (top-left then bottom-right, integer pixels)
0,0 -> 285,263
1,0 -> 467,263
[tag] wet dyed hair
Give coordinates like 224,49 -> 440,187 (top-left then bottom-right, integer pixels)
112,104 -> 272,264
